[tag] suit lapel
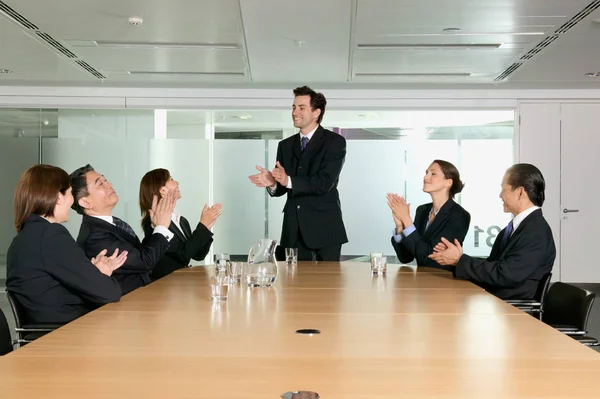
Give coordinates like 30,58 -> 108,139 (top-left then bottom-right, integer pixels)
423,200 -> 455,238
85,215 -> 140,246
169,221 -> 187,243
501,209 -> 541,254
301,126 -> 325,158
180,217 -> 193,239
292,133 -> 303,159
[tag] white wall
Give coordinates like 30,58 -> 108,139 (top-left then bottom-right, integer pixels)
517,103 -> 562,280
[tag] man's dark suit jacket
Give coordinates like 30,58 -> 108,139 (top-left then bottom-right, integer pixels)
391,199 -> 471,271
76,215 -> 170,294
142,216 -> 213,281
454,208 -> 556,300
6,215 -> 121,324
269,125 -> 348,250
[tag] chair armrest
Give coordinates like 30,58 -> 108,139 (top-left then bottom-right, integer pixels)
571,335 -> 600,346
506,300 -> 542,306
17,324 -> 62,332
550,324 -> 587,335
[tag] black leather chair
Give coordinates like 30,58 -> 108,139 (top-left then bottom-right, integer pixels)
542,282 -> 599,346
506,272 -> 552,319
6,290 -> 61,348
0,308 -> 13,355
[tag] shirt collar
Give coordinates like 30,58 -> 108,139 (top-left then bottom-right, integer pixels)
299,125 -> 318,141
90,215 -> 114,225
171,210 -> 181,225
512,205 -> 540,233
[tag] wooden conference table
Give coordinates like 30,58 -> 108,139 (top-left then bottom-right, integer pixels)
2,262 -> 600,398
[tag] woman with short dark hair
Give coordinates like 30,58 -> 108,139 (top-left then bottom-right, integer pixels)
7,164 -> 126,325
139,169 -> 222,281
387,160 -> 471,270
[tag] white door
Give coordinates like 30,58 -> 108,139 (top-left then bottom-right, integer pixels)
560,103 -> 600,282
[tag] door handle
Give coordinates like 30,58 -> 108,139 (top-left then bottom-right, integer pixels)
563,208 -> 580,213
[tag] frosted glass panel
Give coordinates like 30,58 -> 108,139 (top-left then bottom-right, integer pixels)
213,140 -> 265,255
0,138 -> 39,261
267,140 -> 287,246
338,140 -> 405,256
42,138 -> 127,240
460,139 -> 513,256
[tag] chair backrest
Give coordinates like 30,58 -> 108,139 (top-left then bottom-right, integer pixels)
6,290 -> 25,328
536,272 -> 553,305
0,308 -> 13,355
542,282 -> 595,331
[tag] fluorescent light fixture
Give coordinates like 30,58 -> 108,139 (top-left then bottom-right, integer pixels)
128,71 -> 245,76
69,40 -> 239,50
374,32 -> 545,37
358,43 -> 502,50
354,72 -> 473,77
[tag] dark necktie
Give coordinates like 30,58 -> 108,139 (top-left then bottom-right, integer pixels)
500,220 -> 514,249
113,216 -> 137,239
301,136 -> 309,151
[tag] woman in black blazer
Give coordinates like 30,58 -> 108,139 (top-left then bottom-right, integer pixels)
387,159 -> 471,270
139,169 -> 222,281
6,165 -> 126,325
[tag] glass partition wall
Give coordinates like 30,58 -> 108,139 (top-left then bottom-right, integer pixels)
0,108 -> 514,270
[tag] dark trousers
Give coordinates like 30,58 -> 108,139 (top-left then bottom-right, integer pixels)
293,228 -> 342,262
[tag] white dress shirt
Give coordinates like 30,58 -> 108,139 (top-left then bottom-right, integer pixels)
510,205 -> 540,235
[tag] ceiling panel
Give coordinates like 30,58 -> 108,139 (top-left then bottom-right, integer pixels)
354,49 -> 519,75
75,48 -> 245,74
507,8 -> 600,83
3,0 -> 243,43
239,0 -> 351,82
0,16 -> 93,82
0,0 -> 599,87
352,0 -> 595,83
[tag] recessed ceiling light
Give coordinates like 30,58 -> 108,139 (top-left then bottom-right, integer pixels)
442,28 -> 462,33
0,69 -> 13,74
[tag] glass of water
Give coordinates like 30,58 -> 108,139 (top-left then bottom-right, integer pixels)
285,248 -> 298,266
371,256 -> 387,275
209,265 -> 229,301
230,262 -> 244,284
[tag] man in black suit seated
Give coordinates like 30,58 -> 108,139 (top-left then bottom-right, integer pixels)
429,163 -> 556,300
70,164 -> 176,294
249,86 -> 348,261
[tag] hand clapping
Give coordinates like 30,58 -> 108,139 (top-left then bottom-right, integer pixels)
249,165 -> 276,187
428,237 -> 463,266
149,189 -> 177,228
386,193 -> 412,229
271,161 -> 288,187
91,248 -> 128,276
200,203 -> 223,230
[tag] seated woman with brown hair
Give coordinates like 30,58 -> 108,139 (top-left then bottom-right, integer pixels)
139,168 -> 222,281
387,159 -> 471,270
7,164 -> 126,325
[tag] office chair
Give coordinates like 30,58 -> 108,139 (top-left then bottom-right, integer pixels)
542,282 -> 599,346
506,272 -> 552,319
0,307 -> 13,355
6,290 -> 60,348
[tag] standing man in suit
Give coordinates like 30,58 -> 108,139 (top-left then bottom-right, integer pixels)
249,86 -> 348,261
70,164 -> 176,294
429,163 -> 556,300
